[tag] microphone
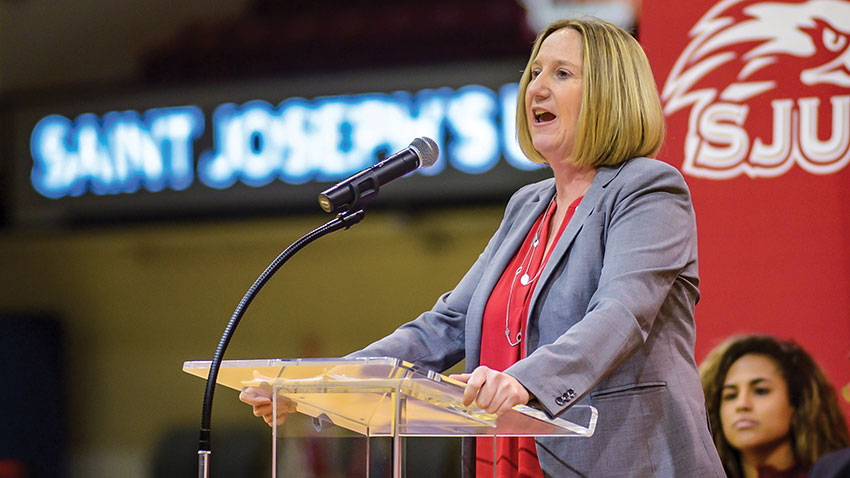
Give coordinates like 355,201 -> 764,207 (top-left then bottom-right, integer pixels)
318,137 -> 439,213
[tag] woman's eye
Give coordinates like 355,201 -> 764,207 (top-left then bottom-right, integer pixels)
754,387 -> 771,396
721,391 -> 737,401
530,69 -> 541,79
557,70 -> 570,79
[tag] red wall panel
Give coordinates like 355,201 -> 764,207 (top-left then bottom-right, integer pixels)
641,0 -> 850,423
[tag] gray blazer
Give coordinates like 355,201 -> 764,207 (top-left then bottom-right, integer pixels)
352,157 -> 725,477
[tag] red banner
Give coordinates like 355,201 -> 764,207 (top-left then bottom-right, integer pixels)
641,0 -> 850,421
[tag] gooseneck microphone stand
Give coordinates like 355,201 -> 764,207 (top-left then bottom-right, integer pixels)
197,137 -> 438,477
197,209 -> 365,478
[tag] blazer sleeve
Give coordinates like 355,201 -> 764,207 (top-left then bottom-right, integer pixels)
345,267 -> 475,372
505,162 -> 699,416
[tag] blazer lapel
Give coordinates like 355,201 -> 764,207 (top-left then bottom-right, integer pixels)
465,180 -> 555,367
527,163 -> 625,325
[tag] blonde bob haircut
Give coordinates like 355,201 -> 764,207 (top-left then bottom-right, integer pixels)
516,18 -> 665,167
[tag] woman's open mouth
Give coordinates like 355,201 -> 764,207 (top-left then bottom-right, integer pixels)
534,109 -> 557,124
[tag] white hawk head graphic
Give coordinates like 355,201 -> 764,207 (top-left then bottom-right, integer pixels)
661,0 -> 850,179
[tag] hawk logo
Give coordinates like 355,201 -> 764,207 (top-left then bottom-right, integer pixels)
661,0 -> 850,179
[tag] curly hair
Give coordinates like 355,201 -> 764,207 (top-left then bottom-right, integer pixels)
699,335 -> 849,478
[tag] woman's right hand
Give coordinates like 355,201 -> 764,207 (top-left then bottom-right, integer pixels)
239,386 -> 296,427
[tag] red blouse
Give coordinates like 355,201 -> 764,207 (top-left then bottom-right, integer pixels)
476,195 -> 582,478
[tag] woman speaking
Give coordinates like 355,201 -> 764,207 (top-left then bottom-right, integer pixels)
243,17 -> 725,477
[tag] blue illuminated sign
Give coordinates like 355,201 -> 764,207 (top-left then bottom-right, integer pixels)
29,83 -> 541,199
30,107 -> 204,198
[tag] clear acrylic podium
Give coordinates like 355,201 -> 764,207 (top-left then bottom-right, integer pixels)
184,357 -> 597,478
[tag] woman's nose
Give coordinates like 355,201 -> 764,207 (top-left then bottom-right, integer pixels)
527,76 -> 550,100
735,391 -> 753,411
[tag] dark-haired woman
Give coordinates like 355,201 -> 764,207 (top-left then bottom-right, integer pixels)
700,334 -> 850,478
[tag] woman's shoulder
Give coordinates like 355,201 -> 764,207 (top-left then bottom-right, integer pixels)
498,177 -> 555,222
605,157 -> 690,194
509,177 -> 555,201
617,156 -> 686,182
811,447 -> 850,478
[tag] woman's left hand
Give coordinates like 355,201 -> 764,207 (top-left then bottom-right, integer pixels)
450,365 -> 530,415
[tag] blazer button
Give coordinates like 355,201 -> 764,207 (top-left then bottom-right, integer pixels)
566,388 -> 576,399
555,396 -> 566,406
